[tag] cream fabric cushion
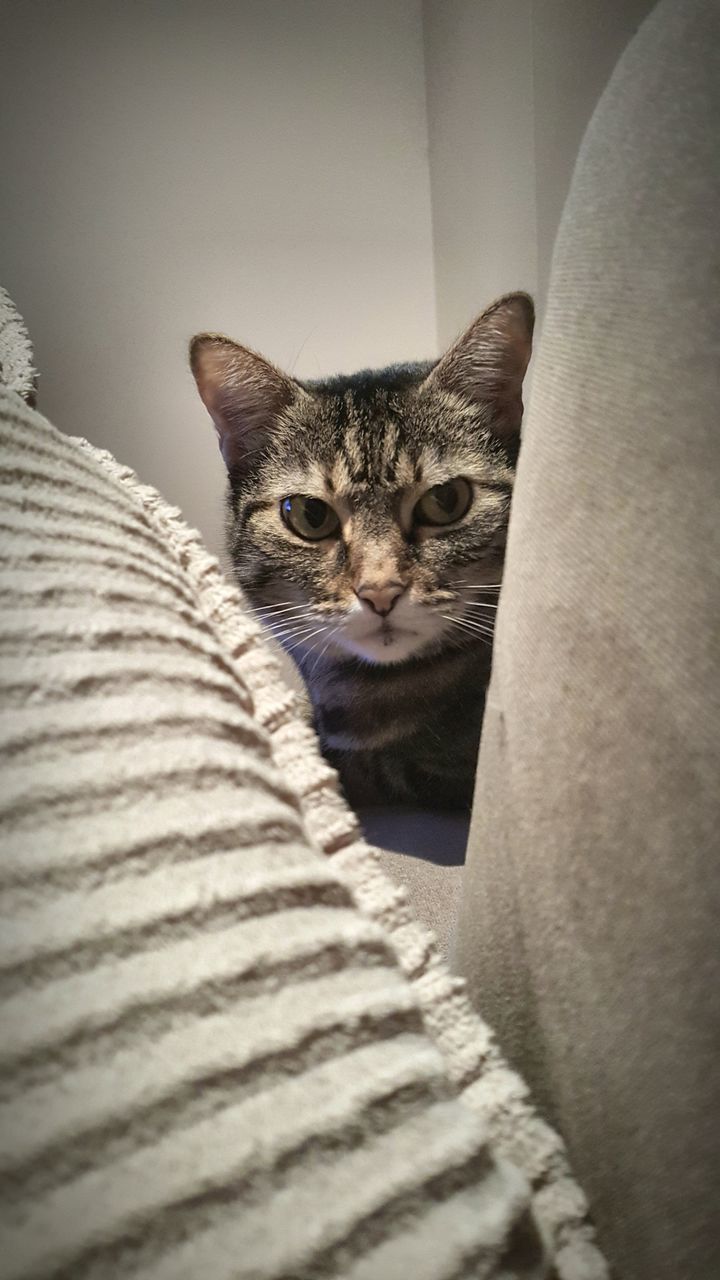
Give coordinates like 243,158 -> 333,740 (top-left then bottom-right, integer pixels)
0,384 -> 606,1279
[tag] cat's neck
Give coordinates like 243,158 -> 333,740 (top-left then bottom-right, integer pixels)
297,633 -> 491,688
296,638 -> 492,752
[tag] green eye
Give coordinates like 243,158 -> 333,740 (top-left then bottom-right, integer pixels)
413,478 -> 472,527
280,495 -> 340,541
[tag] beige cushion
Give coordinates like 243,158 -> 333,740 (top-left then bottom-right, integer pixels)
455,2 -> 720,1276
0,386 -> 607,1279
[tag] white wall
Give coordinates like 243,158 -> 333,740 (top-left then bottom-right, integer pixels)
1,0 -> 658,558
423,0 -> 657,343
0,0 -> 437,557
423,1 -> 538,347
532,0 -> 657,304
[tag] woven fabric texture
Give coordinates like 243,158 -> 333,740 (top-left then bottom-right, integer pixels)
0,386 -> 606,1279
0,287 -> 36,406
455,2 -> 720,1276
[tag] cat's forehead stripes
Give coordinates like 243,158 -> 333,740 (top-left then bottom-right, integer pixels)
262,387 -> 514,514
270,387 -> 421,500
323,391 -> 411,489
328,437 -> 418,499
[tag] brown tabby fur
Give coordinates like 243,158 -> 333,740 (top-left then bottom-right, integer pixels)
191,293 -> 533,809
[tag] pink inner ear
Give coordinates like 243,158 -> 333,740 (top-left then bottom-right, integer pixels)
215,400 -> 274,471
191,336 -> 299,473
426,293 -> 534,437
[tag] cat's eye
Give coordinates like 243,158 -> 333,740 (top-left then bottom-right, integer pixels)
280,495 -> 340,541
413,478 -> 472,527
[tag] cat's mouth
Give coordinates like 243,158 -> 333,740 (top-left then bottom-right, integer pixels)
379,620 -> 414,646
345,626 -> 425,664
331,602 -> 446,665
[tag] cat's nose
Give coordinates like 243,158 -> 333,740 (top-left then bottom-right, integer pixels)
355,581 -> 405,617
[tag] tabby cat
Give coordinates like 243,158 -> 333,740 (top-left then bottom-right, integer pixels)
190,292 -> 533,809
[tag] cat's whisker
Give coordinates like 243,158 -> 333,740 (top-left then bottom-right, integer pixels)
285,624 -> 329,657
263,618 -> 316,636
443,627 -> 493,650
445,629 -> 493,649
307,625 -> 342,679
267,621 -> 321,643
255,601 -> 311,616
261,618 -> 315,636
255,606 -> 306,619
440,614 -> 495,644
457,613 -> 496,632
262,610 -> 315,627
288,327 -> 317,375
443,607 -> 496,627
456,625 -> 495,641
252,613 -> 313,633
250,597 -> 296,608
448,576 -> 503,584
260,619 -> 313,640
462,601 -> 499,610
260,606 -> 316,623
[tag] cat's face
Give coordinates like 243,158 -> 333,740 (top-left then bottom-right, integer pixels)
191,293 -> 533,668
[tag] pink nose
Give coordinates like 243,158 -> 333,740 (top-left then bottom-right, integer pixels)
355,581 -> 405,617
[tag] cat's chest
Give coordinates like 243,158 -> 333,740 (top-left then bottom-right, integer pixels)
308,648 -> 489,753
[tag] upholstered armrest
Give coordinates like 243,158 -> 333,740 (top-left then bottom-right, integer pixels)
0,382 -> 606,1279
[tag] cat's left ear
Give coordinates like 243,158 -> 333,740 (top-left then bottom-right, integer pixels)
190,334 -> 302,471
422,292 -> 534,440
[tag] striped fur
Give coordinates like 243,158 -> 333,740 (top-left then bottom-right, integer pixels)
191,294 -> 533,808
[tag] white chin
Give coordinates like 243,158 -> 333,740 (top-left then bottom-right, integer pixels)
333,625 -> 435,665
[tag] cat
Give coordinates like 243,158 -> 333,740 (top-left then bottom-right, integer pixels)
190,292 -> 533,810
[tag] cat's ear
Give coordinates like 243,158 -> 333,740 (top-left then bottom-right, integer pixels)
423,292 -> 534,439
190,334 -> 301,471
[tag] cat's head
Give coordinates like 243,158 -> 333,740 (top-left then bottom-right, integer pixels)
190,292 -> 533,667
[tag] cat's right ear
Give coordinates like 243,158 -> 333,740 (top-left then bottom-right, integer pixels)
421,293 -> 534,441
189,334 -> 300,471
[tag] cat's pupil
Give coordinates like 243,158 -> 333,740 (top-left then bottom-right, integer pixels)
304,498 -> 328,528
434,483 -> 458,513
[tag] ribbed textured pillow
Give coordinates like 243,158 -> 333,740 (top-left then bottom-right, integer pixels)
0,386 -> 606,1280
0,286 -> 36,405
